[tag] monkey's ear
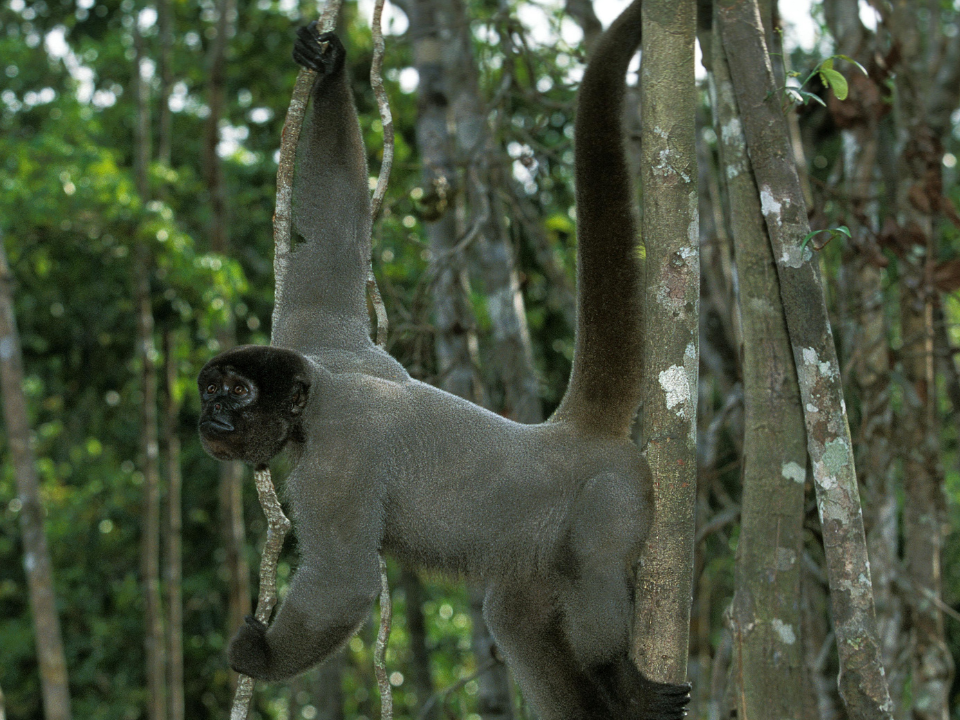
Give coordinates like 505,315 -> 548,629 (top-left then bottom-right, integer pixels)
289,379 -> 310,416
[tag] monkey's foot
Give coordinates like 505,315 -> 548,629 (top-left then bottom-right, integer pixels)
293,23 -> 345,77
228,615 -> 271,679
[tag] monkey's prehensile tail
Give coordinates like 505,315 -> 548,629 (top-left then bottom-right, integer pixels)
550,0 -> 644,437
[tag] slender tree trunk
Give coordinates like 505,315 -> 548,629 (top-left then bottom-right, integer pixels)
163,330 -> 185,720
204,0 -> 252,664
822,0 -> 906,704
710,14 -> 809,716
133,27 -> 168,720
410,0 -> 478,402
886,5 -> 957,716
445,0 -> 543,425
0,241 -> 73,720
157,0 -> 173,167
634,0 -> 699,686
716,1 -> 893,716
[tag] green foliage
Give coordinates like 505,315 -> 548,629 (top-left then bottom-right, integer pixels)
800,224 -> 850,252
0,0 -> 584,716
781,54 -> 867,109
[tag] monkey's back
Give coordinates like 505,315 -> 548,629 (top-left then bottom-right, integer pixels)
292,368 -> 651,581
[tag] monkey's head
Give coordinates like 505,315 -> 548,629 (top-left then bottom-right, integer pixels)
197,345 -> 311,468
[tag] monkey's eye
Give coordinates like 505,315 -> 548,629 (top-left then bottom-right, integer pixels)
232,384 -> 248,396
205,383 -> 217,395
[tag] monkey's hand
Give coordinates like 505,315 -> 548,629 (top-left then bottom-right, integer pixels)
293,23 -> 346,79
228,615 -> 271,679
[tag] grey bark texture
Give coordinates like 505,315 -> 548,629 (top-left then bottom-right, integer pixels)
444,0 -> 542,424
634,0 -> 699,686
709,16 -> 809,718
715,1 -> 894,717
822,0 -> 906,705
0,241 -> 73,720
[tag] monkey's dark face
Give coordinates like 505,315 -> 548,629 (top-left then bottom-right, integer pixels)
197,346 -> 310,468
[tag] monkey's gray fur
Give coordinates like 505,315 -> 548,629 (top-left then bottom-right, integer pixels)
198,2 -> 690,717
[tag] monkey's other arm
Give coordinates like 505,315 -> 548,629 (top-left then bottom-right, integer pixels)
272,23 -> 375,356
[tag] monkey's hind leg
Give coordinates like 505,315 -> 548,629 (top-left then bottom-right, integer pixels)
483,583 -> 610,720
560,474 -> 691,719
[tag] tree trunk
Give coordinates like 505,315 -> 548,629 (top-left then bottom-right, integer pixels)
133,27 -> 168,720
822,0 -> 906,704
0,241 -> 73,720
634,0 -> 699,686
710,13 -> 809,716
446,0 -> 542,425
157,0 -> 173,167
410,0 -> 479,402
886,5 -> 958,716
163,330 -> 185,720
715,1 -> 893,717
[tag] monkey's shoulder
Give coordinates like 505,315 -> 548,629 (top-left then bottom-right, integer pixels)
301,345 -> 409,381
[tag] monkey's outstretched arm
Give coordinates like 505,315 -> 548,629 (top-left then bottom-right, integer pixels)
228,515 -> 382,681
273,26 -> 374,354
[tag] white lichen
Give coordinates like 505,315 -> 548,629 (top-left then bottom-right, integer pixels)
771,619 -> 797,645
760,188 -> 783,223
781,461 -> 805,484
659,364 -> 690,418
721,117 -> 742,144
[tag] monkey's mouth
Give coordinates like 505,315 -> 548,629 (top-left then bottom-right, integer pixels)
200,418 -> 235,434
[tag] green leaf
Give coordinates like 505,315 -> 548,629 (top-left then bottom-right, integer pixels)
834,54 -> 869,75
797,89 -> 827,107
800,226 -> 851,252
820,68 -> 849,100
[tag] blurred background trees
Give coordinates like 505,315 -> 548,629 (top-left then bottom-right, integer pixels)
0,0 -> 958,718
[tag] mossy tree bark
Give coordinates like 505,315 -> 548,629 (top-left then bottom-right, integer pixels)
709,12 -> 809,717
821,0 -> 905,703
634,0 -> 699,686
716,1 -> 894,717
